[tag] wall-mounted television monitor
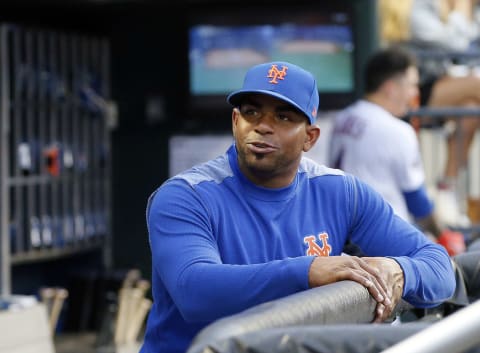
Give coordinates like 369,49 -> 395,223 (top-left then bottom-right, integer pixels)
187,4 -> 357,125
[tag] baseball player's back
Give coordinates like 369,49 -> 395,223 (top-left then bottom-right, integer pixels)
329,99 -> 425,222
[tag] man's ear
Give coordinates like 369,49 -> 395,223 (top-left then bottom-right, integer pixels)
382,79 -> 396,98
232,108 -> 240,137
303,124 -> 321,152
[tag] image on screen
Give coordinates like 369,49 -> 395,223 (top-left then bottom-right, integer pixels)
189,21 -> 354,96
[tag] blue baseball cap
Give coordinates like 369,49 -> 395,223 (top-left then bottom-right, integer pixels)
227,61 -> 319,124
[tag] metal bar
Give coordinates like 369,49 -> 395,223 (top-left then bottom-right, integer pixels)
77,35 -> 87,242
0,25 -> 12,296
25,29 -> 41,251
100,37 -> 112,269
59,33 -> 74,245
47,30 -> 60,248
406,107 -> 480,118
381,299 -> 480,353
71,34 -> 83,244
412,48 -> 480,62
82,36 -> 93,240
90,37 -> 101,240
18,29 -> 30,252
37,30 -> 53,249
11,26 -> 24,255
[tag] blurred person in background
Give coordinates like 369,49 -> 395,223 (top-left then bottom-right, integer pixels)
410,0 -> 479,51
329,47 -> 467,256
378,0 -> 480,228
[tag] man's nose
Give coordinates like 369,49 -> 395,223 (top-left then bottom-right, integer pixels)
254,112 -> 276,133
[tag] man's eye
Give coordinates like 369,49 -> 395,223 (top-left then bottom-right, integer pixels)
242,108 -> 260,117
277,114 -> 291,121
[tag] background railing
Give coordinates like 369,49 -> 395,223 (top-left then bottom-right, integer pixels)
405,107 -> 480,234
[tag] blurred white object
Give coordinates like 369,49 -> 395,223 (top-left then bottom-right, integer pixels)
447,64 -> 471,77
0,303 -> 54,353
434,187 -> 471,228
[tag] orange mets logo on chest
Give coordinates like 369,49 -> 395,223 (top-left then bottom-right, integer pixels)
267,64 -> 288,84
304,232 -> 332,256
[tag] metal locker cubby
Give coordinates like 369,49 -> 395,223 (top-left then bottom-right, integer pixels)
0,24 -> 113,296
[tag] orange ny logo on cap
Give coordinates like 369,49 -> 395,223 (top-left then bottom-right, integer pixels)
267,64 -> 288,84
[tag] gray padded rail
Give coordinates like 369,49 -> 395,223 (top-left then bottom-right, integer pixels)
189,323 -> 434,353
188,280 -> 377,353
187,253 -> 480,353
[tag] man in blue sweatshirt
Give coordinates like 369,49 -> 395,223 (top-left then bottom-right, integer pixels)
140,61 -> 456,353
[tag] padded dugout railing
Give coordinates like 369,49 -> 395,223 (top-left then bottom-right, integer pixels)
187,280 -> 407,353
187,252 -> 480,353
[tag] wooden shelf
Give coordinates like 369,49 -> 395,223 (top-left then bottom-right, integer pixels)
11,238 -> 105,265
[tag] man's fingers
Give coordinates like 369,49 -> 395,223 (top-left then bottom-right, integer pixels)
356,261 -> 390,303
350,271 -> 388,305
365,279 -> 390,306
374,303 -> 386,323
374,300 -> 396,323
308,256 -> 402,320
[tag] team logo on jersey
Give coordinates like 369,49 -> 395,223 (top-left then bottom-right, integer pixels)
267,64 -> 288,84
304,232 -> 332,257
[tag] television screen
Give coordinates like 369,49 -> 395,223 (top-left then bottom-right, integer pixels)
190,24 -> 353,94
188,7 -> 355,115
